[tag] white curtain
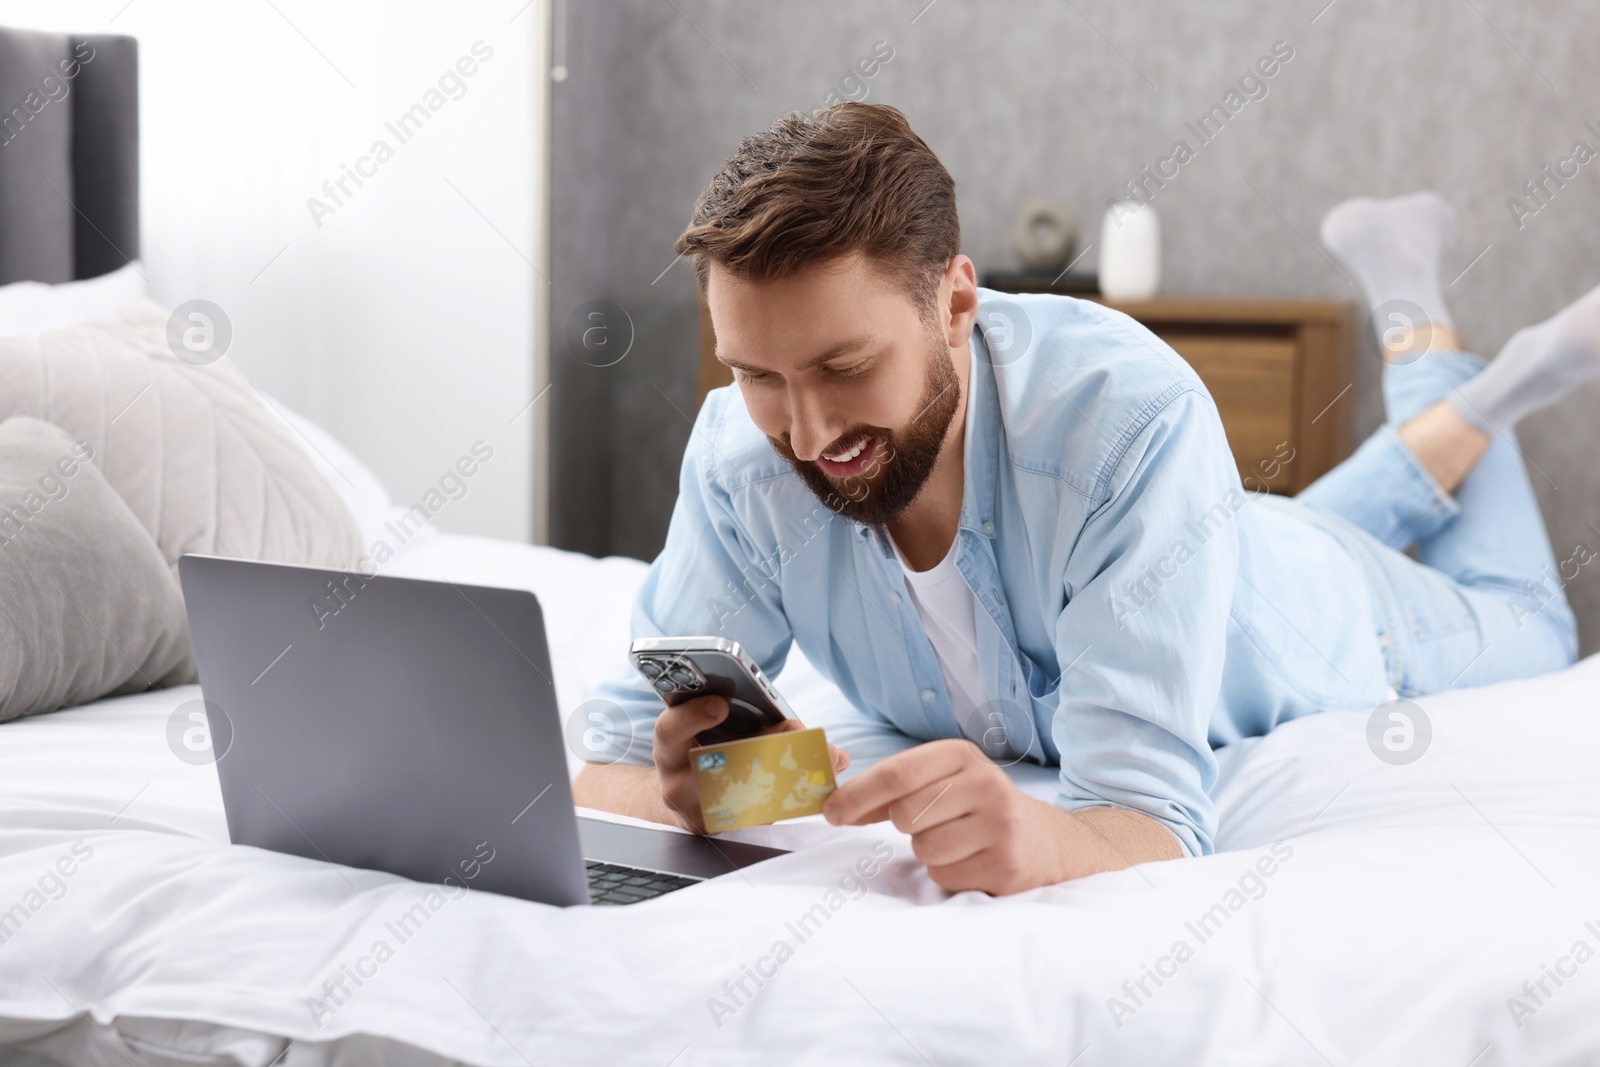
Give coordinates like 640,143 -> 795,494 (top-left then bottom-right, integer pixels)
0,0 -> 550,542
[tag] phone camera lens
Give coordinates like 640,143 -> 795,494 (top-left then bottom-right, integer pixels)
638,659 -> 663,680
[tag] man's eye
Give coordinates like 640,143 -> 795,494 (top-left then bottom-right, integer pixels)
828,362 -> 868,379
735,369 -> 771,385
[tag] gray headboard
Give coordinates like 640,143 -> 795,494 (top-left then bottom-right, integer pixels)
0,28 -> 138,284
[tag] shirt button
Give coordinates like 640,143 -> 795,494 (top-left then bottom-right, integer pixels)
920,689 -> 936,703
982,521 -> 995,535
889,591 -> 901,604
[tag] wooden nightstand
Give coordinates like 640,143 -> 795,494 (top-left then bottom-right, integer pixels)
696,294 -> 1357,496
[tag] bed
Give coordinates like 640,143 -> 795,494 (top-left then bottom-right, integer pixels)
2,527 -> 1600,1065
6,21 -> 1600,1067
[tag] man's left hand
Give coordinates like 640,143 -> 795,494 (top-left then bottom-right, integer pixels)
822,738 -> 1071,894
822,739 -> 1182,894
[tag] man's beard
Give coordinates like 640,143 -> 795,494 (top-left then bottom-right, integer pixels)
769,337 -> 961,529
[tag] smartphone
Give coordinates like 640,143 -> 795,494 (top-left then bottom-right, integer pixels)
629,636 -> 795,746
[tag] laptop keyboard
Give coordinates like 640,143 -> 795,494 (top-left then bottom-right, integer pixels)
585,860 -> 702,905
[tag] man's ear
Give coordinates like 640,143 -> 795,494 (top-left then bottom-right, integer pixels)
941,255 -> 979,349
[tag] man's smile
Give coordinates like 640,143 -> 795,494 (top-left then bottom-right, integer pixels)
815,433 -> 880,479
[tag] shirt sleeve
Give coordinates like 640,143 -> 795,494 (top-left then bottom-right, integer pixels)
583,397 -> 796,768
1050,387 -> 1239,857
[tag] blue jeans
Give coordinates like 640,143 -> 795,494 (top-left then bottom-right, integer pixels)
1296,350 -> 1579,697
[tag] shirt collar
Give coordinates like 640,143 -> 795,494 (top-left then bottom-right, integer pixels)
960,319 -> 1002,540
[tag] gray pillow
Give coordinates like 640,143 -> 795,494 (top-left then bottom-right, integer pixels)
0,298 -> 361,580
0,417 -> 194,722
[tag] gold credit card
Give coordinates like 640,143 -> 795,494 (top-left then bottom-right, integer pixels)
689,727 -> 836,833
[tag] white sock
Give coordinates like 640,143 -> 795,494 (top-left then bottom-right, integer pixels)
1450,286 -> 1600,433
1320,191 -> 1457,329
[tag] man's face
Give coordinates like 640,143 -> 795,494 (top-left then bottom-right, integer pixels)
707,255 -> 968,527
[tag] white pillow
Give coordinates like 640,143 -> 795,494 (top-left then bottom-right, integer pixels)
0,262 -> 148,336
251,391 -> 430,554
0,299 -> 362,579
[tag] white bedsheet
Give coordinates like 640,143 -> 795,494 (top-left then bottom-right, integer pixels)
2,534 -> 1599,1066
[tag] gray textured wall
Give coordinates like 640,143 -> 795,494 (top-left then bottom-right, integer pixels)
550,0 -> 1600,653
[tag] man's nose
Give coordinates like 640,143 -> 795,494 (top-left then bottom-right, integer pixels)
784,392 -> 841,462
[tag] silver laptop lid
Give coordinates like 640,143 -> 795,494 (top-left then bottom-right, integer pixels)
178,554 -> 588,906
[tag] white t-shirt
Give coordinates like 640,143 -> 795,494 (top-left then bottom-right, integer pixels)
890,535 -> 992,747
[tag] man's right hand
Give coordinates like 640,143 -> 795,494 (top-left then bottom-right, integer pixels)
649,694 -> 735,831
573,695 -> 850,833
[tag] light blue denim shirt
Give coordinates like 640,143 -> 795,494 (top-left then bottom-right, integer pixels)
591,289 -> 1389,856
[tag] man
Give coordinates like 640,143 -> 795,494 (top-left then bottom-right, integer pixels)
576,103 -> 1592,895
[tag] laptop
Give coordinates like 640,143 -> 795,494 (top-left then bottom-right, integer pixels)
177,554 -> 786,906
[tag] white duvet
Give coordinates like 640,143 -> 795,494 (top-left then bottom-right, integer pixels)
2,534 -> 1598,1066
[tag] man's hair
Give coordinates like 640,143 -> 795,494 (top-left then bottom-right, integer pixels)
675,103 -> 959,316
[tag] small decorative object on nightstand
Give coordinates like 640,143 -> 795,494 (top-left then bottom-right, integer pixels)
1011,199 -> 1078,274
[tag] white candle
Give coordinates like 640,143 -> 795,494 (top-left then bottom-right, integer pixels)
1098,201 -> 1162,301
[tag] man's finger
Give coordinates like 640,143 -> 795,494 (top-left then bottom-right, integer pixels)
905,811 -> 989,869
888,774 -> 971,835
652,696 -> 728,762
926,845 -> 1028,896
829,743 -> 851,775
838,798 -> 895,826
824,740 -> 973,825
